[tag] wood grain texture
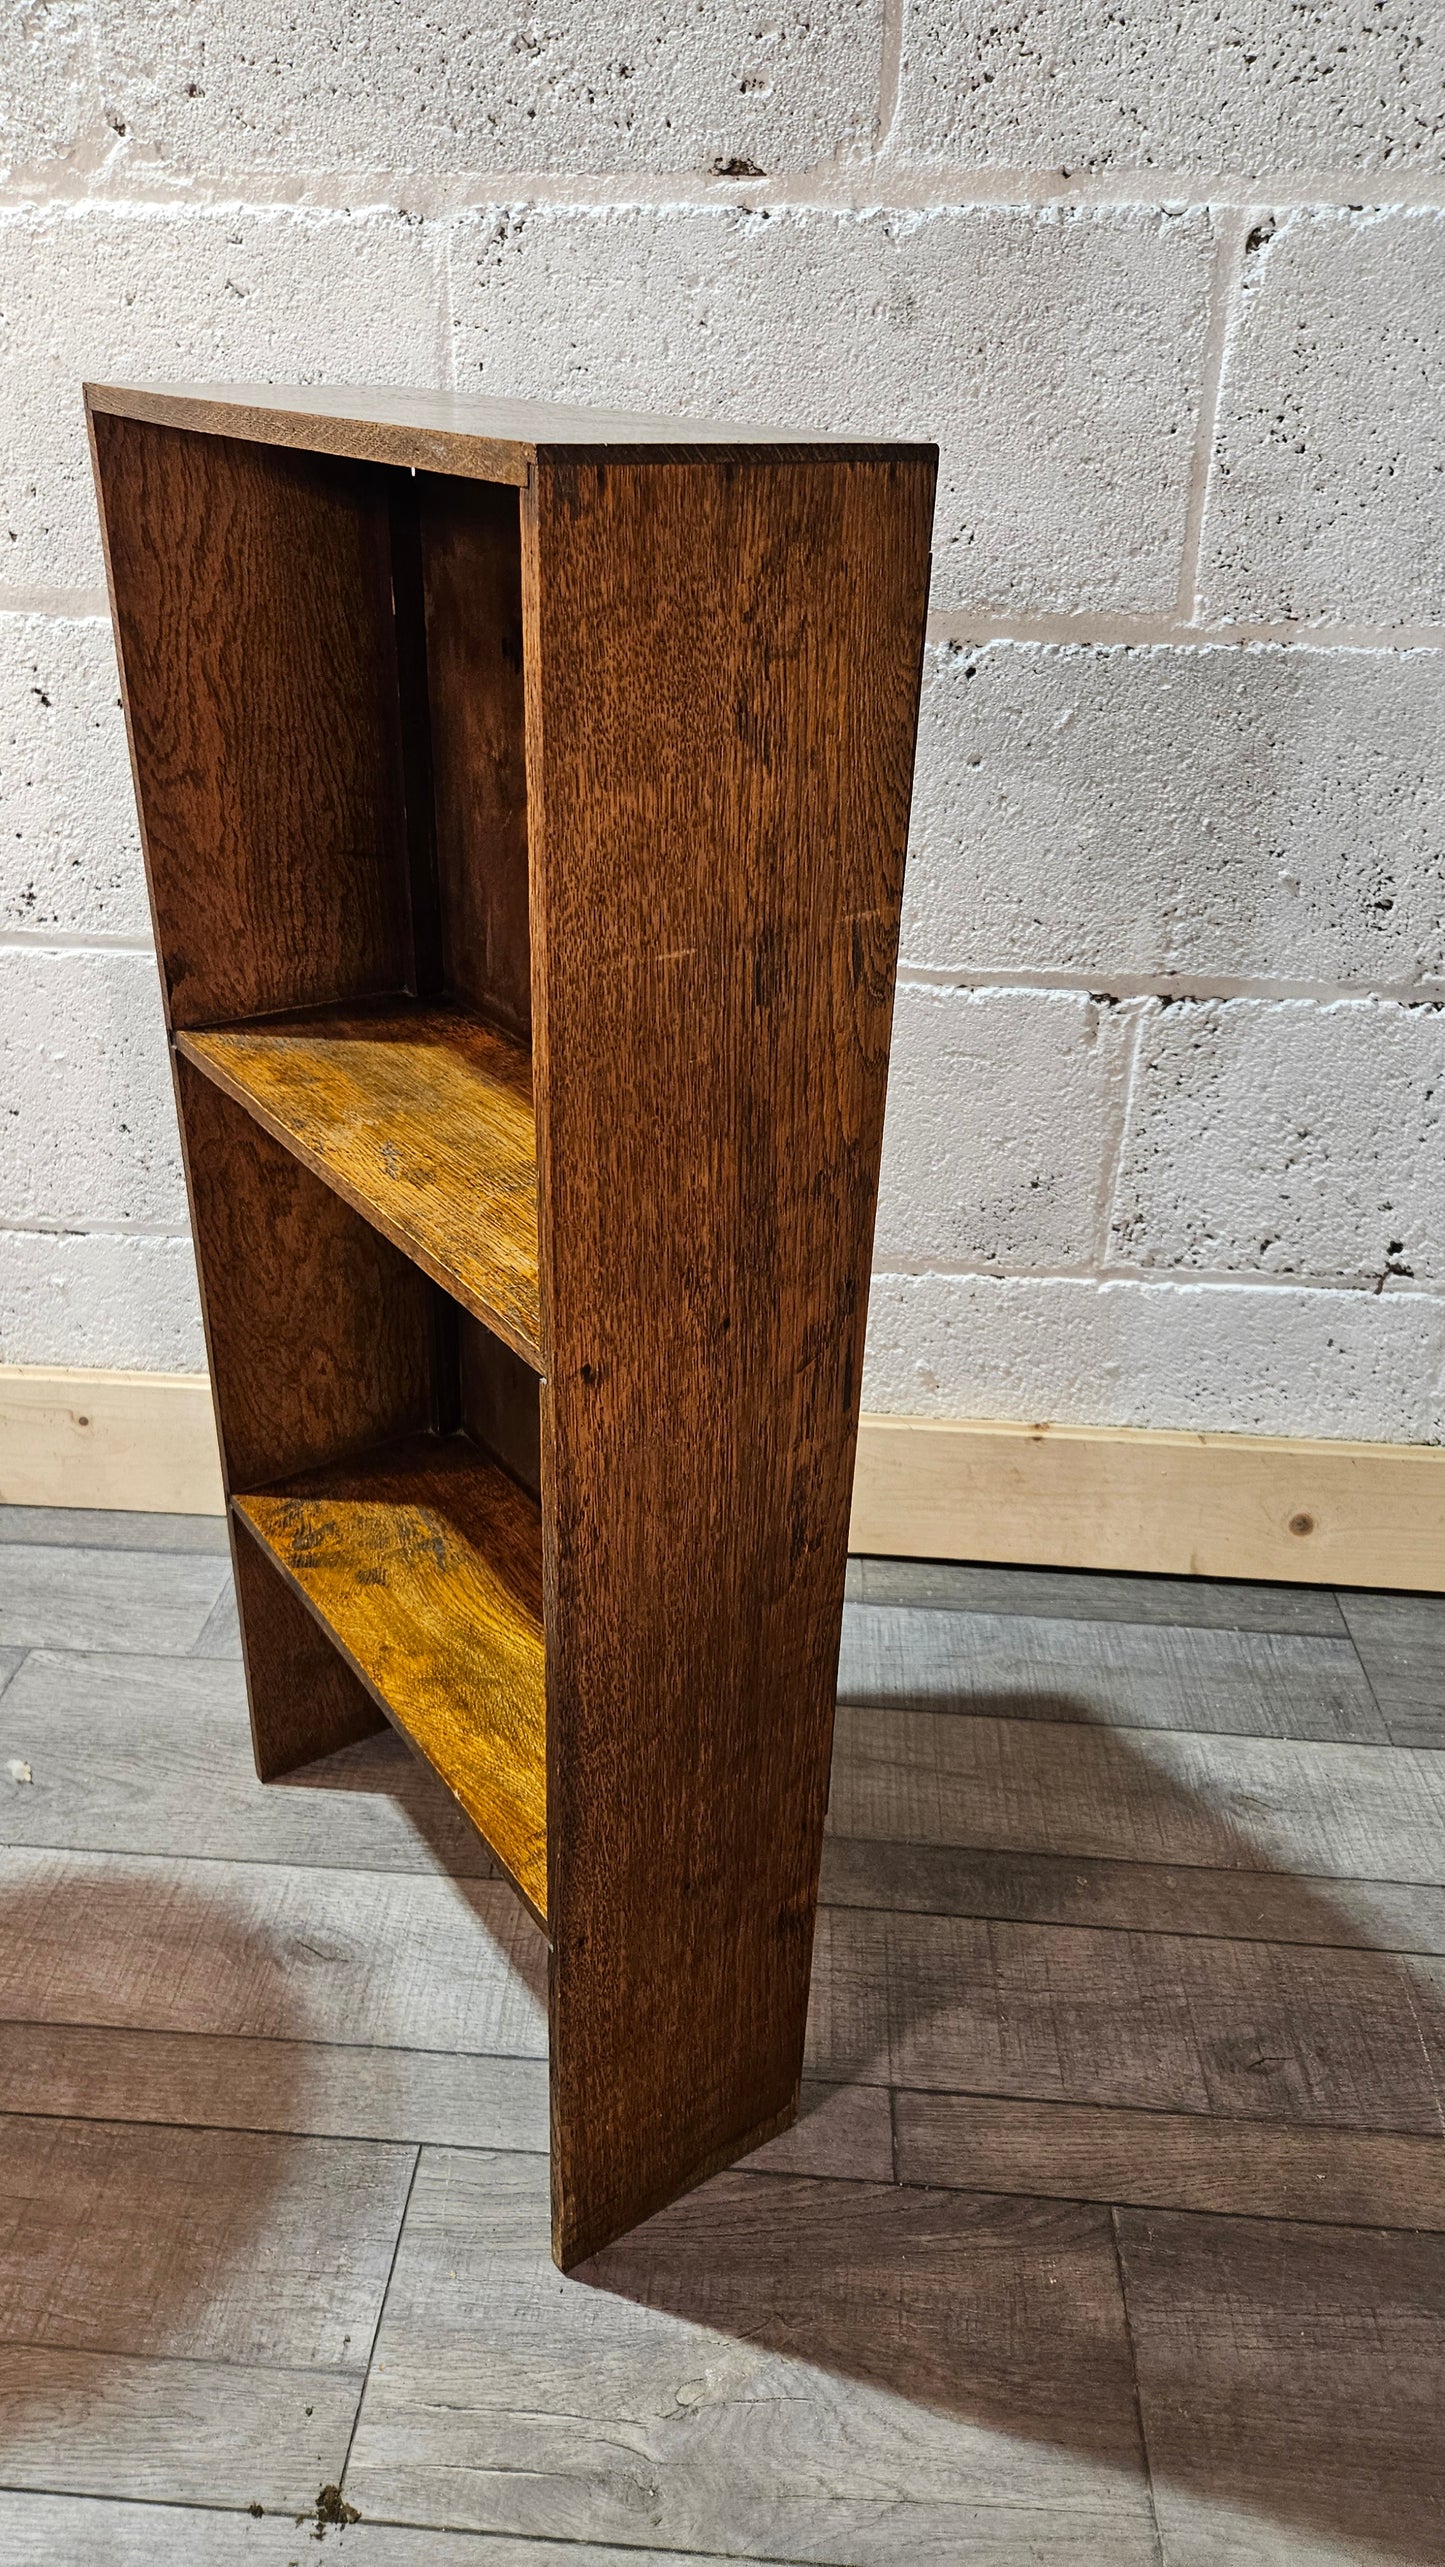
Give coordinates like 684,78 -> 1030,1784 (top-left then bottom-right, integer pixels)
0,1366 -> 224,1515
893,2091 -> 1445,2231
0,1846 -> 547,2053
237,1434 -> 547,1921
1338,1588 -> 1445,1748
87,379 -> 932,481
527,448 -> 934,2262
0,2023 -> 537,2155
89,411 -> 413,1031
0,2023 -> 887,2177
232,1517 -> 386,1778
421,477 -> 532,1040
853,1412 -> 1445,1592
1116,2207 -> 1445,2566
179,1001 -> 541,1368
92,381 -> 935,2268
838,1602 -> 1385,1743
0,1644 -> 497,1876
460,1316 -> 542,1498
829,1699 -> 1445,1884
0,1540 -> 226,1656
345,2146 -> 1155,2562
0,2493 -> 821,2566
175,1060 -> 436,1494
0,1504 -> 229,1553
819,1836 -> 1445,1954
0,2112 -> 411,2365
808,1906 -> 1445,2135
856,1553 -> 1349,1634
0,2349 -> 356,2512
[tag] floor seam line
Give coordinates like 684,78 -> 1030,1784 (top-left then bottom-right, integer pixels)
338,2140 -> 421,2499
1110,2202 -> 1167,2567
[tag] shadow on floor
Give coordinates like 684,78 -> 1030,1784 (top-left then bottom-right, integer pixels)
0,1871 -> 305,2443
587,1693 -> 1445,2567
2,1664 -> 1441,2561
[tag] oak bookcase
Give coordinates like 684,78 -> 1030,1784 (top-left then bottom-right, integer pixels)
87,381 -> 936,2266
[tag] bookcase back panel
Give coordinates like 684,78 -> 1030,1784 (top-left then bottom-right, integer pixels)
459,1315 -> 542,1500
92,412 -> 416,1030
419,477 -> 531,1044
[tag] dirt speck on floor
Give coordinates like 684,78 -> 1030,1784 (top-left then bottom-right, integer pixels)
308,2482 -> 361,2539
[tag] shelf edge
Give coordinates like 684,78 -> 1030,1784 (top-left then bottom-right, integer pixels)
175,1028 -> 546,1376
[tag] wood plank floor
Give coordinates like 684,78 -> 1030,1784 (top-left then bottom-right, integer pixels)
0,1515 -> 1442,2563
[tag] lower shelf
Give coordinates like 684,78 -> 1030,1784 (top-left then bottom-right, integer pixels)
235,1433 -> 548,1923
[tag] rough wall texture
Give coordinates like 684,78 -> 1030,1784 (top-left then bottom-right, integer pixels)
2,4 -> 1442,1442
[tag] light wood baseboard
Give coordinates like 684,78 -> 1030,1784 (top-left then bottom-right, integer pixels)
3,1370 -> 1440,1589
0,1366 -> 224,1515
851,1414 -> 1445,1593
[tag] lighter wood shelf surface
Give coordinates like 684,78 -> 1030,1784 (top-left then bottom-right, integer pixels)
178,1002 -> 542,1369
236,1434 -> 547,1922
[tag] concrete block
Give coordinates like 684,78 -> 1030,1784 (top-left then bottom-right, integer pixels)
99,2 -> 881,176
0,614 -> 146,939
0,204 -> 445,588
876,983 -> 1137,1268
1203,210 -> 1445,628
862,1271 -> 1445,1444
890,0 -> 1445,179
0,948 -> 185,1227
0,1229 -> 205,1370
450,201 -> 1213,615
0,0 -> 103,181
1110,996 -> 1445,1284
905,639 -> 1445,991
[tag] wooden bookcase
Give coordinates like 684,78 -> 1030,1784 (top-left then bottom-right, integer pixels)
86,381 -> 937,2266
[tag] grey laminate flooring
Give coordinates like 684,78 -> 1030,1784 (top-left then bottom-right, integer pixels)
0,1513 -> 1441,2564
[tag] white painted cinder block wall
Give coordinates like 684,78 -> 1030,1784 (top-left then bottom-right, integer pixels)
3,6 -> 1444,1442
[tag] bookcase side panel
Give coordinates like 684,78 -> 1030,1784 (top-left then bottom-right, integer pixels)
527,450 -> 936,2265
89,408 -> 414,1030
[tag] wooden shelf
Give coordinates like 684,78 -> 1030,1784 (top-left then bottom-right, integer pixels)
178,1002 -> 542,1369
236,1434 -> 547,1922
90,377 -> 935,2268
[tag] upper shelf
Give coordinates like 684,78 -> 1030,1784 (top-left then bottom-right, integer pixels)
177,999 -> 542,1369
84,380 -> 938,485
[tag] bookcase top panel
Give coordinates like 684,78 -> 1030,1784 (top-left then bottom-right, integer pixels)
85,380 -> 936,485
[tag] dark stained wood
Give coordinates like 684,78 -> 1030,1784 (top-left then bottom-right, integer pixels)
420,477 -> 532,1041
173,1061 -> 436,1780
90,379 -> 936,2271
174,1060 -> 436,1494
237,1434 -> 547,1924
527,450 -> 935,2263
86,379 -> 933,484
177,1001 -> 541,1368
459,1314 -> 542,1500
232,1516 -> 384,1779
88,412 -> 414,1031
